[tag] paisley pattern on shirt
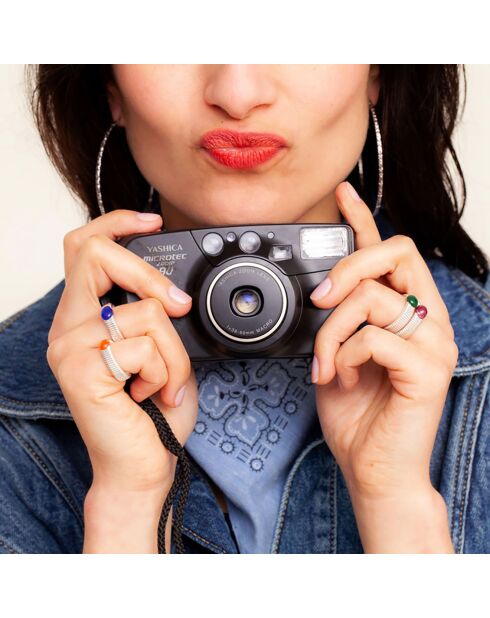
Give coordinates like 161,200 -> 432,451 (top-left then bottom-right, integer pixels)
191,357 -> 314,474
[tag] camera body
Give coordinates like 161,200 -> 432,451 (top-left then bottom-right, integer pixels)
99,223 -> 354,361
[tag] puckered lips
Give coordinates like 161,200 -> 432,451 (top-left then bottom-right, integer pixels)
199,128 -> 288,170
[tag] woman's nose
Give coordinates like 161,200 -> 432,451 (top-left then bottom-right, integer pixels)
203,65 -> 277,120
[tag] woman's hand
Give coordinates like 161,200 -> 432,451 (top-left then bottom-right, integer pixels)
46,210 -> 199,552
310,182 -> 458,552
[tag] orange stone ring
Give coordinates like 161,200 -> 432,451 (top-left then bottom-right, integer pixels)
99,339 -> 131,382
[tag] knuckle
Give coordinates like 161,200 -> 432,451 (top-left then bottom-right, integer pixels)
440,313 -> 455,340
447,339 -> 459,368
56,354 -> 82,391
359,324 -> 378,346
47,325 -> 58,346
46,344 -> 55,370
416,354 -> 451,388
356,278 -> 378,299
108,208 -> 127,218
433,359 -> 453,384
63,230 -> 80,252
391,234 -> 416,255
55,358 -> 70,385
140,335 -> 157,358
333,352 -> 344,373
46,337 -> 66,370
80,233 -> 107,262
141,297 -> 165,322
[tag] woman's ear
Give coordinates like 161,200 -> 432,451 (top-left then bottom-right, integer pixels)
106,81 -> 125,126
367,64 -> 381,107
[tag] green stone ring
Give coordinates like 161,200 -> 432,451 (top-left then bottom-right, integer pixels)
383,293 -> 427,335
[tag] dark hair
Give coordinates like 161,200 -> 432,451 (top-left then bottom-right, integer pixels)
27,64 -> 488,283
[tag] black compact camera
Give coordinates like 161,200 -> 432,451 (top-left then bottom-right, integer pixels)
99,223 -> 354,361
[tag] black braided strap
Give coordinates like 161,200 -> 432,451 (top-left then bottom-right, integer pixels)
138,396 -> 191,554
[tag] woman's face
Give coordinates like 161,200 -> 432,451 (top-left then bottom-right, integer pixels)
108,65 -> 380,230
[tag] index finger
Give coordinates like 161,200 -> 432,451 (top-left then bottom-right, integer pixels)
50,234 -> 192,342
63,209 -> 163,279
336,181 -> 382,249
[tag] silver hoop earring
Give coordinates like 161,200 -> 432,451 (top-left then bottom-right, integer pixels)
95,121 -> 155,216
357,101 -> 384,218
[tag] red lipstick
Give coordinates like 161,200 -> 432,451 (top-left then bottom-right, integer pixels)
200,128 -> 287,170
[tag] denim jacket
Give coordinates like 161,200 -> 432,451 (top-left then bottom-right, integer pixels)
0,210 -> 489,554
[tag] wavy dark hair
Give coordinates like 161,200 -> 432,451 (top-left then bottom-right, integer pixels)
27,65 -> 488,283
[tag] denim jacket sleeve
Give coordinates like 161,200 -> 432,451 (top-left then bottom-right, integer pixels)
459,267 -> 490,553
0,417 -> 90,553
463,376 -> 490,552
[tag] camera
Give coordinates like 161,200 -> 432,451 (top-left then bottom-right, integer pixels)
99,223 -> 354,361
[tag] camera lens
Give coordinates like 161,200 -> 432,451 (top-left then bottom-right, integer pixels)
204,260 -> 291,344
231,287 -> 262,316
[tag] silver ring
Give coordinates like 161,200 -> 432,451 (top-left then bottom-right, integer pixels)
100,340 -> 131,382
383,299 -> 415,333
100,303 -> 124,342
393,310 -> 425,339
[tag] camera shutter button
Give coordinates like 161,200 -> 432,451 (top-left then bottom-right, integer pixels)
239,231 -> 261,253
202,232 -> 224,256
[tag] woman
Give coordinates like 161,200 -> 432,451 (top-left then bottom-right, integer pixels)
0,65 -> 488,554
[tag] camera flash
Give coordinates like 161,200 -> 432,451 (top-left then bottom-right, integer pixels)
300,227 -> 349,259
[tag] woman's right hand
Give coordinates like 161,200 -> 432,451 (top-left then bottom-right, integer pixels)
46,210 -> 199,510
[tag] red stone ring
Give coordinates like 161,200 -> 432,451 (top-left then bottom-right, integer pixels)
395,296 -> 427,339
383,294 -> 428,339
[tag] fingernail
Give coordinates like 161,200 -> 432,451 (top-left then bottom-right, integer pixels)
345,181 -> 362,202
174,385 -> 186,407
310,277 -> 332,301
311,355 -> 319,383
136,212 -> 161,221
168,285 -> 192,304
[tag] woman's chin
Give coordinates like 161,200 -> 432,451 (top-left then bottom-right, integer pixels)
195,204 -> 290,227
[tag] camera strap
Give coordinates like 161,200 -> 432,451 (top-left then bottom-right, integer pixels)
138,396 -> 191,554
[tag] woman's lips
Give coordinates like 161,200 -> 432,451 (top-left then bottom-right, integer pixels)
204,146 -> 284,169
199,128 -> 287,170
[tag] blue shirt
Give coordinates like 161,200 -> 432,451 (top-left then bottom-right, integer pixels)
187,356 -> 317,552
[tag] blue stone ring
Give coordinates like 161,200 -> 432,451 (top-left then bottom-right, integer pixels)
100,303 -> 124,342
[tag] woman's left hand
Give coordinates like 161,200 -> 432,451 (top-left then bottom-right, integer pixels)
310,181 -> 459,552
